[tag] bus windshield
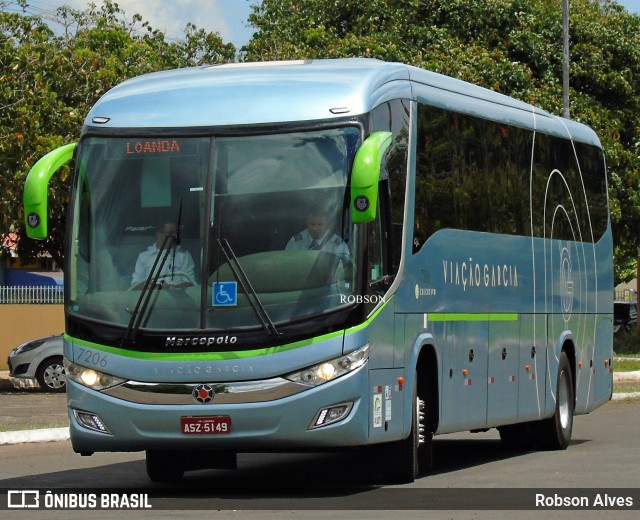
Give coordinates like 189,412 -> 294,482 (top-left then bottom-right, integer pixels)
68,127 -> 361,334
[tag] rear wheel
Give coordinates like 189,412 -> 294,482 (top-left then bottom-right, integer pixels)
534,351 -> 574,449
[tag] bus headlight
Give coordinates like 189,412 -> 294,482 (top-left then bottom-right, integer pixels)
64,360 -> 126,391
285,344 -> 369,387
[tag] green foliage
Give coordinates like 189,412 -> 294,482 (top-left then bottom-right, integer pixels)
0,0 -> 235,266
614,328 -> 640,355
244,0 -> 640,283
2,0 -> 639,281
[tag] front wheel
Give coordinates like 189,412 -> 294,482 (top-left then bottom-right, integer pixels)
379,376 -> 431,483
534,351 -> 574,449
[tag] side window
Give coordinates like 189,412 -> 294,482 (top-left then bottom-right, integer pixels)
365,198 -> 386,314
531,135 -> 608,243
368,100 -> 410,275
413,103 -> 607,252
577,142 -> 608,241
368,203 -> 385,285
413,104 -> 532,253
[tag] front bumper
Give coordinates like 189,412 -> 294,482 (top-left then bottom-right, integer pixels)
7,352 -> 34,378
67,363 -> 370,453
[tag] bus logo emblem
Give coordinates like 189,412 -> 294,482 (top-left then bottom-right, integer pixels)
27,213 -> 40,229
193,384 -> 214,404
354,195 -> 369,212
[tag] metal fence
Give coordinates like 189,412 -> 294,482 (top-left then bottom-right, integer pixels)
0,285 -> 64,304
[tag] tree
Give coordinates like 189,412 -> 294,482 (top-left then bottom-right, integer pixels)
0,0 -> 235,266
244,0 -> 640,283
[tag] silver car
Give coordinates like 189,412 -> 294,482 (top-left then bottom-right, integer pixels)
7,334 -> 65,392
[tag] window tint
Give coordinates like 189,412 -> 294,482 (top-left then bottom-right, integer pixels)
530,134 -> 608,242
413,105 -> 531,252
413,104 -> 608,253
369,100 -> 409,274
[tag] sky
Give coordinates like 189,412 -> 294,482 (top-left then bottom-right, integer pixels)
618,0 -> 640,14
5,0 -> 258,48
5,0 -> 640,49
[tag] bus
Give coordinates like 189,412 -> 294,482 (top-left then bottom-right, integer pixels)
24,58 -> 613,483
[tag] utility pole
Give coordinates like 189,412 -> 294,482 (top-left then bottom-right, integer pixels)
562,0 -> 570,119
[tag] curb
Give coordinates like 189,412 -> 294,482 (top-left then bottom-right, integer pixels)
613,370 -> 640,382
611,392 -> 640,401
0,427 -> 69,446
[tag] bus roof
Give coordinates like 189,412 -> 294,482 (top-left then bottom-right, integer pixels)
84,58 -> 600,146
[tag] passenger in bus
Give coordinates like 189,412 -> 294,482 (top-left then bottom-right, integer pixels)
285,206 -> 350,261
131,222 -> 196,289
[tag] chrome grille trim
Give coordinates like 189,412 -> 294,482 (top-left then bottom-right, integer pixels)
101,377 -> 307,405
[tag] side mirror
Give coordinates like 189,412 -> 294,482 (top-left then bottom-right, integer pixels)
23,143 -> 77,240
350,131 -> 392,223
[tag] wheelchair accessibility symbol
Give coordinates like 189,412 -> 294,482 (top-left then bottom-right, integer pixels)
212,281 -> 237,306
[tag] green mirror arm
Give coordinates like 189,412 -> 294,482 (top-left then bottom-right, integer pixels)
350,131 -> 392,223
23,143 -> 77,240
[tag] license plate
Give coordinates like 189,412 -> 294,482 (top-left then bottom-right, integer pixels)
181,416 -> 231,435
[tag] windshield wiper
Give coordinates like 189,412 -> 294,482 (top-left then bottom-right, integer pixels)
217,238 -> 280,337
170,199 -> 183,283
123,234 -> 175,345
124,201 -> 184,345
122,232 -> 176,346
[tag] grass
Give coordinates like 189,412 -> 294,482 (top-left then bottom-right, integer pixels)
613,358 -> 640,371
0,422 -> 68,433
613,382 -> 640,394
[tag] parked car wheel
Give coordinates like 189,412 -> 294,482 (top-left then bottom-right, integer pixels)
36,356 -> 66,393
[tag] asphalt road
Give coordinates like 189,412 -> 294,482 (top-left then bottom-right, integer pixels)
0,400 -> 639,519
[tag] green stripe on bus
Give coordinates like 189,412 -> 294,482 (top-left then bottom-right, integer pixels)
64,330 -> 343,361
63,297 -> 394,361
427,313 -> 519,322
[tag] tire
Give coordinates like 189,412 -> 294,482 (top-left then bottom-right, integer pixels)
534,351 -> 574,450
36,356 -> 66,393
145,450 -> 185,483
379,375 -> 431,483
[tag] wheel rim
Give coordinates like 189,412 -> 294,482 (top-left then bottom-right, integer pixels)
558,370 -> 570,430
43,364 -> 66,390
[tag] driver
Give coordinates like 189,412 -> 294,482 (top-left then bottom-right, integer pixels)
285,206 -> 350,261
131,222 -> 196,289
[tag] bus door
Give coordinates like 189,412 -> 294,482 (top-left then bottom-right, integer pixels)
438,318 -> 488,432
487,318 -> 519,425
517,314 -> 547,422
